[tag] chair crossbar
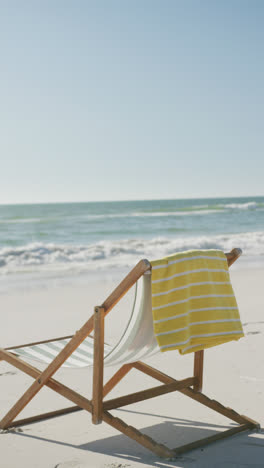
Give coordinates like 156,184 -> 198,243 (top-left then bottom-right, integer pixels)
4,335 -> 75,351
4,406 -> 82,429
103,377 -> 196,411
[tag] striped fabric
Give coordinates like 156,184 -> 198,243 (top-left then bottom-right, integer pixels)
10,337 -> 113,368
151,249 -> 244,354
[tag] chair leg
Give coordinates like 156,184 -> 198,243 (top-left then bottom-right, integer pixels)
92,306 -> 105,424
104,411 -> 175,458
193,350 -> 204,392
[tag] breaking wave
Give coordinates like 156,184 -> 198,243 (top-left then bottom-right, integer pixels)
1,231 -> 264,276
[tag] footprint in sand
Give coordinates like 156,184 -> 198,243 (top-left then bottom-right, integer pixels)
55,462 -> 132,468
105,464 -> 131,468
0,427 -> 23,434
243,321 -> 264,335
0,371 -> 17,377
54,461 -> 94,468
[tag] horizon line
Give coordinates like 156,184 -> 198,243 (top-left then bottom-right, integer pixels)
0,194 -> 263,207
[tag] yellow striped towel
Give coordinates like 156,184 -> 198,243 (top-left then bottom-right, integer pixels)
151,249 -> 244,355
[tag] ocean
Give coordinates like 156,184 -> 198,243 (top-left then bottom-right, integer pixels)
0,196 -> 264,290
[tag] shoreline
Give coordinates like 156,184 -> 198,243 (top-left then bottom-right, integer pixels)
1,252 -> 264,295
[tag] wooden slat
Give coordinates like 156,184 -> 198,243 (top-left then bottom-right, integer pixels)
103,363 -> 134,397
7,406 -> 82,428
133,362 -> 175,384
4,335 -> 75,351
193,350 -> 204,392
173,423 -> 253,455
239,414 -> 260,428
92,307 -> 105,424
103,378 -> 195,411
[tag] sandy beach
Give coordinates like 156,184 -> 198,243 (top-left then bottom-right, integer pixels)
1,0 -> 264,465
0,264 -> 263,468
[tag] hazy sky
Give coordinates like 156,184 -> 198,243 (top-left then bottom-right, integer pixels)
1,1 -> 263,204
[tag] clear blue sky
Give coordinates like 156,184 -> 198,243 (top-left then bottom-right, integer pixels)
1,1 -> 263,204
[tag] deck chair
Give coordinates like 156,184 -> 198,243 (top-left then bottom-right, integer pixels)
0,248 -> 259,459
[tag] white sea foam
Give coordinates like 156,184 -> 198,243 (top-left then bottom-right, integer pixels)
221,201 -> 259,210
1,231 -> 264,276
131,209 -> 225,217
0,217 -> 44,224
82,201 -> 262,219
82,202 -> 262,219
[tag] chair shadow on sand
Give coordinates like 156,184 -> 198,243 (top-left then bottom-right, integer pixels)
11,408 -> 264,468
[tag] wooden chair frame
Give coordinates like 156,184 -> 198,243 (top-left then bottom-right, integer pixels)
0,248 -> 259,458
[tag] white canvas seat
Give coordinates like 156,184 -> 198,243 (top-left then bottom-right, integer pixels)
9,273 -> 159,368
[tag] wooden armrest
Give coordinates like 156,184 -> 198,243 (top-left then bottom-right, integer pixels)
225,248 -> 242,267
